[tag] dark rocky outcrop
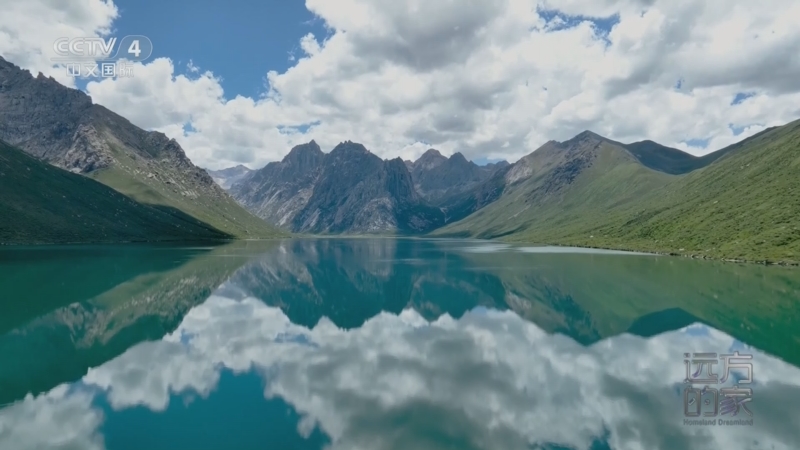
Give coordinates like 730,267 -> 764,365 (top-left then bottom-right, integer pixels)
408,149 -> 496,203
231,141 -> 445,234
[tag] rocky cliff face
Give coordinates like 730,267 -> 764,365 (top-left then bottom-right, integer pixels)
231,141 -> 445,234
0,56 -> 280,238
408,149 -> 497,203
504,131 -> 605,192
231,141 -> 325,228
0,58 -> 217,185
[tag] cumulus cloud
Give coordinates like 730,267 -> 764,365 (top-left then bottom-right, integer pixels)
0,384 -> 105,450
2,294 -> 798,449
2,0 -> 800,170
0,0 -> 118,87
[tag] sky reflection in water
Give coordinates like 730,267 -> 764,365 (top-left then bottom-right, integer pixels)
2,294 -> 799,450
1,239 -> 799,450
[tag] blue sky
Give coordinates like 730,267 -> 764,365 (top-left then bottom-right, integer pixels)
97,1 -> 624,102
20,0 -> 788,169
103,0 -> 328,99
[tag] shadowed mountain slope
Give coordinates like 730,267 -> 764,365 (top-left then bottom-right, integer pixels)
0,56 -> 283,240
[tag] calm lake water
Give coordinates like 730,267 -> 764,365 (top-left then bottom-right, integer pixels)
1,238 -> 799,449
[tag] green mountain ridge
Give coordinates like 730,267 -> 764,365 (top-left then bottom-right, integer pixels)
0,56 -> 284,242
433,120 -> 800,264
0,139 -> 233,244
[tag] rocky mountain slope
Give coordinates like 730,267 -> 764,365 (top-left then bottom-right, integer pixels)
206,164 -> 252,189
229,144 -> 508,234
406,149 -> 504,203
0,139 -> 231,244
230,141 -> 445,234
0,56 -> 282,239
434,122 -> 800,264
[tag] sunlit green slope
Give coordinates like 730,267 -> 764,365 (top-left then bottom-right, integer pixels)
434,120 -> 800,264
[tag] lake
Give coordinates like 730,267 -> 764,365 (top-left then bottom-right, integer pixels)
1,238 -> 799,449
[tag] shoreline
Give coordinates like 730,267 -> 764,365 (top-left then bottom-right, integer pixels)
498,239 -> 799,267
2,234 -> 797,267
0,236 -> 285,248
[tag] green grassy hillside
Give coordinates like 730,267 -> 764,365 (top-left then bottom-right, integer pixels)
0,57 -> 282,240
85,111 -> 285,239
434,120 -> 800,264
433,134 -> 673,238
0,139 -> 232,244
620,127 -> 777,175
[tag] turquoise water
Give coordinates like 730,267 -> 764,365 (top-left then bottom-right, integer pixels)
1,238 -> 799,449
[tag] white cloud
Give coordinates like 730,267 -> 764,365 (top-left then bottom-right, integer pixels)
0,385 -> 105,450
2,0 -> 800,169
0,0 -> 118,87
3,294 -> 798,449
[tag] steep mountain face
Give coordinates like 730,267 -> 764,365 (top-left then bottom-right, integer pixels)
435,121 -> 800,263
0,56 -> 282,239
230,141 -> 325,228
408,149 -> 495,203
231,141 -> 445,234
0,139 -> 231,244
206,164 -> 252,189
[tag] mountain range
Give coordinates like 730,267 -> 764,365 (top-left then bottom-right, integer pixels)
223,122 -> 798,263
433,125 -> 800,263
0,56 -> 283,243
228,142 -> 512,234
0,54 -> 797,263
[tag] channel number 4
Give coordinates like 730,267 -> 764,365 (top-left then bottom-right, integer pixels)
128,40 -> 141,58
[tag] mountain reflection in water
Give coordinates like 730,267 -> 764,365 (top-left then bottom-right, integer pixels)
0,238 -> 798,450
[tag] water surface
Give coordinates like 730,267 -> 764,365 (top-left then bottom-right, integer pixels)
1,238 -> 798,449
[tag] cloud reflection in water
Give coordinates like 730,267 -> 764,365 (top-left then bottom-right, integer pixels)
2,293 -> 799,450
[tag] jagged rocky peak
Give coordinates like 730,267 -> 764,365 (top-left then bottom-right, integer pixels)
285,140 -> 322,156
283,140 -> 324,168
386,156 -> 414,178
448,152 -> 470,165
563,130 -> 607,146
330,140 -> 370,155
420,148 -> 443,158
415,148 -> 448,169
418,148 -> 445,159
34,72 -> 60,84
